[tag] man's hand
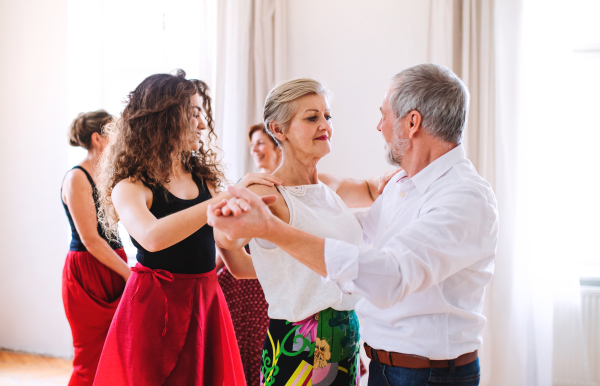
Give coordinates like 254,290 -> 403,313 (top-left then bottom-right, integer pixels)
207,186 -> 278,240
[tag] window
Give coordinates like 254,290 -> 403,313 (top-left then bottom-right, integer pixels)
67,0 -> 216,260
520,0 -> 600,279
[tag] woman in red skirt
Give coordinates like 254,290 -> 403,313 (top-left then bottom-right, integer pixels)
61,110 -> 132,386
93,71 -> 281,386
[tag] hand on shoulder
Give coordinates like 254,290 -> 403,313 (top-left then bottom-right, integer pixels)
247,184 -> 289,223
237,173 -> 283,189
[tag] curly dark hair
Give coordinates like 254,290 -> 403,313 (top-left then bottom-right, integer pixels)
97,69 -> 224,239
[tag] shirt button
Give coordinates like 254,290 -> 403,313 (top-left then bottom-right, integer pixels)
400,192 -> 406,197
360,320 -> 364,326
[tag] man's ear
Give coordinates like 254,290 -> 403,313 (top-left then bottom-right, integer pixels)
408,110 -> 422,138
269,121 -> 286,143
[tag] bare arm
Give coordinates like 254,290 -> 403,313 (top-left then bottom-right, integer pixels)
215,251 -> 226,272
63,170 -> 131,280
319,169 -> 401,208
113,180 -> 220,252
216,245 -> 257,279
114,174 -> 281,252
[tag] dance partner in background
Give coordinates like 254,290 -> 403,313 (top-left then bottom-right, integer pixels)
209,64 -> 499,386
216,123 -> 280,386
249,122 -> 282,173
213,78 -> 395,386
93,70 -> 280,386
61,110 -> 131,386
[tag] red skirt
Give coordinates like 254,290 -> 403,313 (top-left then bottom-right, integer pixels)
218,267 -> 269,386
62,248 -> 127,386
94,263 -> 245,386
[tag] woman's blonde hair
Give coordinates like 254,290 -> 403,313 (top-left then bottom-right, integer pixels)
263,78 -> 332,145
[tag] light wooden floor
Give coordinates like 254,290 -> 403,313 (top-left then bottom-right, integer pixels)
0,350 -> 72,385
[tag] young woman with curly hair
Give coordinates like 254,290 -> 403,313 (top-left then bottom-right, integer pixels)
93,70 -> 281,386
61,110 -> 130,386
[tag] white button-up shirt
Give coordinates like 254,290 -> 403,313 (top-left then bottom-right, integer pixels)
324,144 -> 498,360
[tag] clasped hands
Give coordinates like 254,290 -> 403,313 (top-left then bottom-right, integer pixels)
207,185 -> 277,242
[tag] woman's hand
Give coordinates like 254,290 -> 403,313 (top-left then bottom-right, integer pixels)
236,173 -> 282,188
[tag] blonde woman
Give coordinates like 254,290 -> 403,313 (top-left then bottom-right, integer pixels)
213,79 -> 394,386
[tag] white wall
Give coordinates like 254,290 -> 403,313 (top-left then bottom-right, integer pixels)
284,0 -> 431,179
0,0 -> 73,357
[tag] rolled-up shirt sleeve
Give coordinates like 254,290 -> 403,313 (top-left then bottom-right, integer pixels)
324,182 -> 498,309
323,238 -> 361,293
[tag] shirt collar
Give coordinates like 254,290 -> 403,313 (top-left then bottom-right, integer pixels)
409,144 -> 465,195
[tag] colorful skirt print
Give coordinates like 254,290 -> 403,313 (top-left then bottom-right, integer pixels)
93,263 -> 245,386
261,308 -> 361,386
62,248 -> 127,386
218,267 -> 270,386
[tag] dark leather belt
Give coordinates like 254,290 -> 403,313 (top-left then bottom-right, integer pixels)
364,342 -> 478,369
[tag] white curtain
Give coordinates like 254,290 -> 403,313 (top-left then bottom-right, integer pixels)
215,0 -> 287,182
428,1 -> 594,385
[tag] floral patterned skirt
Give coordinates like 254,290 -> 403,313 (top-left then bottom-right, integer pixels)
260,308 -> 360,386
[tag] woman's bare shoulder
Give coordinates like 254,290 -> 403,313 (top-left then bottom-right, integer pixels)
247,184 -> 289,222
247,184 -> 280,197
113,178 -> 150,197
63,167 -> 91,189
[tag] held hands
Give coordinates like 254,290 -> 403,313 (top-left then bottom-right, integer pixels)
207,186 -> 278,241
377,168 -> 403,195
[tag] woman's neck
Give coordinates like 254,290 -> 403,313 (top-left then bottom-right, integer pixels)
273,152 -> 320,186
169,160 -> 187,180
81,150 -> 100,179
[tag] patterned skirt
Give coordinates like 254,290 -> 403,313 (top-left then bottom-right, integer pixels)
261,308 -> 361,386
218,267 -> 270,386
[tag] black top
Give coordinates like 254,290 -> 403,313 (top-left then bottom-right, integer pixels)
132,174 -> 216,274
62,166 -> 123,252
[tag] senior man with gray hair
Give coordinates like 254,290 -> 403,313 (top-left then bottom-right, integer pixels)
208,63 -> 498,386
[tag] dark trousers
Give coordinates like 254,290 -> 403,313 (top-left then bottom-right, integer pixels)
368,358 -> 480,386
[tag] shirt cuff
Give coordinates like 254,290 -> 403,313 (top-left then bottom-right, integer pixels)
323,238 -> 360,293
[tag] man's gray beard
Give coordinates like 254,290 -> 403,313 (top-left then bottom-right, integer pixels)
385,136 -> 410,166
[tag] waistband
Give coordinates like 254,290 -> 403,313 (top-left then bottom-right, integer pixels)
132,262 -> 216,279
67,247 -> 125,255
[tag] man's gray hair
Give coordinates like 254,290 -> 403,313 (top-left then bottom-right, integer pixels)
389,63 -> 469,144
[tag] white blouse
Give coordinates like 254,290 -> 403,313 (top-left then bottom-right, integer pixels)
249,182 -> 363,322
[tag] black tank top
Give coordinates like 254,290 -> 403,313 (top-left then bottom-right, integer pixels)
62,166 -> 123,251
132,174 -> 216,274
